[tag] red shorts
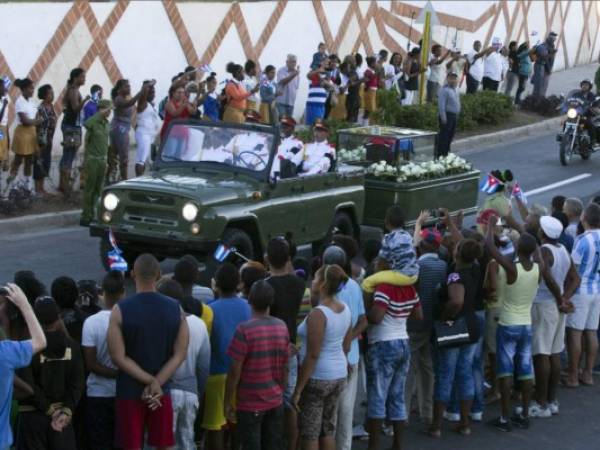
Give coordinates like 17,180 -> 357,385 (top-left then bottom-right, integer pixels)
115,396 -> 174,449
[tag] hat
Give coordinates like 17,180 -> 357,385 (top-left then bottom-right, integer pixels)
419,228 -> 442,247
322,245 -> 347,266
447,71 -> 459,78
540,215 -> 563,239
244,109 -> 262,123
98,99 -> 112,109
476,208 -> 499,226
492,37 -> 502,46
280,115 -> 296,127
34,296 -> 60,326
451,47 -> 461,53
313,119 -> 329,132
548,31 -> 558,37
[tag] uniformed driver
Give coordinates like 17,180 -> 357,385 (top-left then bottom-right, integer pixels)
300,119 -> 335,176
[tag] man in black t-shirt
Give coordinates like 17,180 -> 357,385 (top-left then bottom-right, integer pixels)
265,238 -> 305,450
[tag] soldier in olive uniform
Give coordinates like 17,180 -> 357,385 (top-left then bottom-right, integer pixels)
80,99 -> 112,226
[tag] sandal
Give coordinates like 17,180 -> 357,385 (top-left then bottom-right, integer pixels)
454,424 -> 472,436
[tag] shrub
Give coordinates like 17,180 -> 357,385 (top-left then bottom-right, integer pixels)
295,118 -> 356,143
373,89 -> 515,131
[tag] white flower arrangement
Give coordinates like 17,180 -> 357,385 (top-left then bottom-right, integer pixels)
366,153 -> 472,183
338,146 -> 367,162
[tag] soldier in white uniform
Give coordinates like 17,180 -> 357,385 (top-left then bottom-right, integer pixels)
300,119 -> 335,176
271,115 -> 304,178
223,110 -> 270,170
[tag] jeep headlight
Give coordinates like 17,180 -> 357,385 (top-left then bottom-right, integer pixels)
182,202 -> 199,222
567,108 -> 577,119
103,192 -> 119,211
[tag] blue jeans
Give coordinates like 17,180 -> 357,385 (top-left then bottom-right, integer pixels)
448,311 -> 485,414
496,324 -> 534,380
434,341 -> 478,403
284,353 -> 298,408
276,103 -> 294,117
366,339 -> 410,421
305,103 -> 325,126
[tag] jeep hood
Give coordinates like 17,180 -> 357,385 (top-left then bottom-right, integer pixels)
109,173 -> 257,205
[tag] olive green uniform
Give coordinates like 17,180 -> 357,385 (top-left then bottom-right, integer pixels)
82,112 -> 109,222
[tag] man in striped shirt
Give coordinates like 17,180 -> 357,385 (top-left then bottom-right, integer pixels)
304,60 -> 331,125
225,280 -> 289,450
566,203 -> 600,387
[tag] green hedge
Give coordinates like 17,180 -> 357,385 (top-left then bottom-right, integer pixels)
373,89 -> 515,131
295,119 -> 356,143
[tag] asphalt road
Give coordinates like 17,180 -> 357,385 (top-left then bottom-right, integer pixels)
1,130 -> 599,449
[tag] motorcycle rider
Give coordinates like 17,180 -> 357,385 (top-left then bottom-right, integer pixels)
569,79 -> 598,146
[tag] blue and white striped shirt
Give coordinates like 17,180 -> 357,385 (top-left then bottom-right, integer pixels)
572,229 -> 600,295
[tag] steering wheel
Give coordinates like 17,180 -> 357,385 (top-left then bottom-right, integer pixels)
236,151 -> 268,170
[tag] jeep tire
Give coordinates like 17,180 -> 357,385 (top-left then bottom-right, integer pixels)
221,227 -> 255,262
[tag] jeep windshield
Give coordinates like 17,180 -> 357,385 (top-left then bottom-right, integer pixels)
160,123 -> 275,173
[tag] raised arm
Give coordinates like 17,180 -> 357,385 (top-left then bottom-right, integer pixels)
485,215 -> 517,283
5,284 -> 46,353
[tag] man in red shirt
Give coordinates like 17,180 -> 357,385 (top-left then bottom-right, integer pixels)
225,280 -> 290,450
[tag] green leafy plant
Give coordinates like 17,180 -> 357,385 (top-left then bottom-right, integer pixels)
373,89 -> 515,131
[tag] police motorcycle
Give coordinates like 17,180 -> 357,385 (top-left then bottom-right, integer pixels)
557,79 -> 600,166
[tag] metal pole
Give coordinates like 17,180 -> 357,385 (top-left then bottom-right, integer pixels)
418,11 -> 431,104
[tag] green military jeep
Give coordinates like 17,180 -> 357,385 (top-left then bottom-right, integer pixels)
89,120 -> 365,271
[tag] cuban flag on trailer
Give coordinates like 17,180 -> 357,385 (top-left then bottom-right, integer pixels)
214,243 -> 234,262
479,174 -> 502,194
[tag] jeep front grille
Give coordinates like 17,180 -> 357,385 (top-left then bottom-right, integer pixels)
124,207 -> 179,227
129,192 -> 176,206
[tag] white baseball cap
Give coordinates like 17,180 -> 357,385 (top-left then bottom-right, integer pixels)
492,37 -> 502,46
540,216 -> 563,239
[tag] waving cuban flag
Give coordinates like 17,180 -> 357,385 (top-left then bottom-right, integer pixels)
214,243 -> 234,262
479,173 -> 502,194
511,182 -> 528,205
107,229 -> 128,272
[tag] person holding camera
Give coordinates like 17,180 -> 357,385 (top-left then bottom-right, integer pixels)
0,284 -> 47,450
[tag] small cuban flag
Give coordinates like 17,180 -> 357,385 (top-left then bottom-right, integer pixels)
108,249 -> 128,272
2,76 -> 10,90
199,64 -> 213,74
479,173 -> 502,194
107,229 -> 128,272
214,243 -> 234,262
511,182 -> 528,205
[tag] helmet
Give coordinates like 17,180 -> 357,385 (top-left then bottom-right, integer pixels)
581,78 -> 593,89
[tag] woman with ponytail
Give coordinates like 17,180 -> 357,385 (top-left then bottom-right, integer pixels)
292,264 -> 352,450
4,78 -> 42,194
60,68 -> 87,194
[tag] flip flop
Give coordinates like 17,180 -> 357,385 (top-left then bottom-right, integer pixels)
561,377 -> 579,388
579,377 -> 594,386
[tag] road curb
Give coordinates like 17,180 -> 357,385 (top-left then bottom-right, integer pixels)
0,209 -> 81,235
453,116 -> 562,153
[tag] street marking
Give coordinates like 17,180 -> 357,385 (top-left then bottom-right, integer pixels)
527,173 -> 592,196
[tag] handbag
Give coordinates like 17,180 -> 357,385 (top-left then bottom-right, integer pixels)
433,317 -> 471,348
62,125 -> 82,148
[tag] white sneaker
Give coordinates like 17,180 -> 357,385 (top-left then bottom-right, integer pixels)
352,425 -> 369,438
382,424 -> 393,436
470,412 -> 483,422
529,402 -> 552,418
443,411 -> 460,422
548,401 -> 559,415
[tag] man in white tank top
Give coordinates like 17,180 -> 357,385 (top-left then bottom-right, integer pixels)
530,216 -> 580,417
